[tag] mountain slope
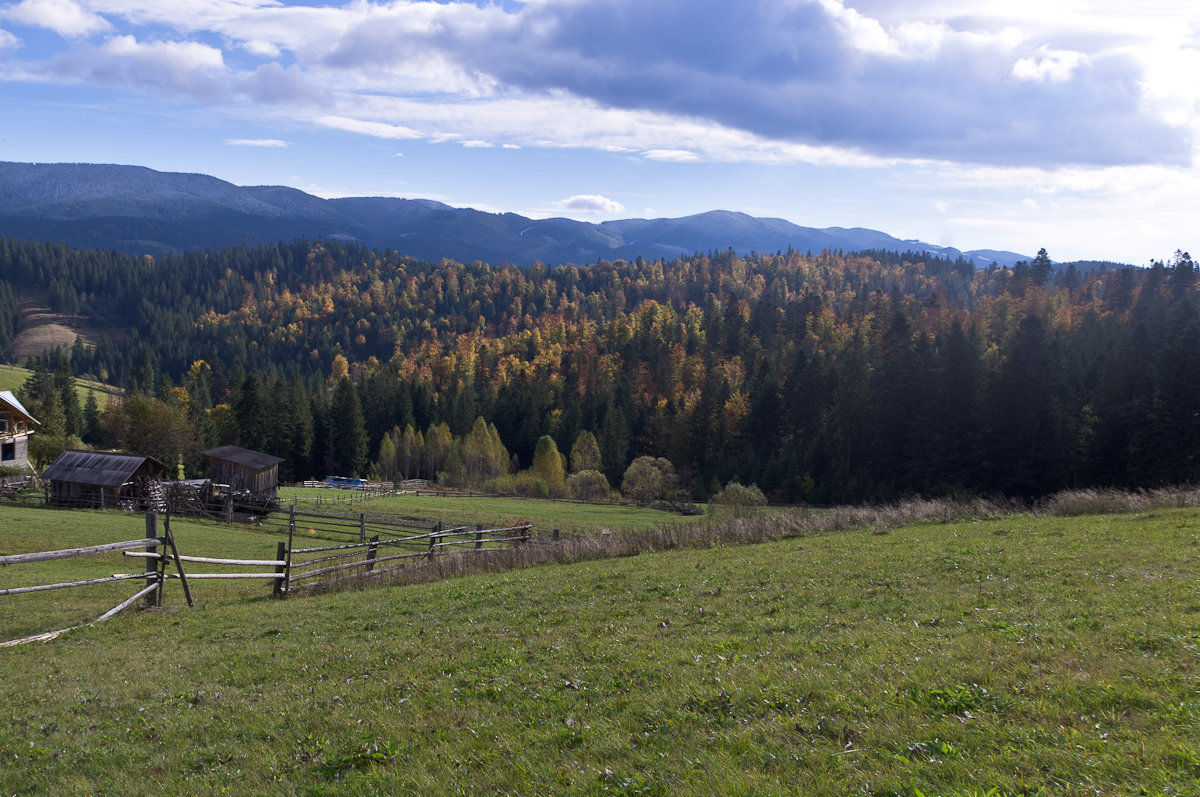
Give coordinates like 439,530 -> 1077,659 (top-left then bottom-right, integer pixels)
0,162 -> 1030,266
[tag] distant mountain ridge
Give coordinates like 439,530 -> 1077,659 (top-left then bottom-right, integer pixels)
0,161 -> 1030,267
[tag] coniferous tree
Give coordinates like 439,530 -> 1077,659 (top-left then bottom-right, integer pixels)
329,378 -> 367,476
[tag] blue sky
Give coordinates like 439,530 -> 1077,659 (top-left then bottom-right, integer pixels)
1,0 -> 1197,263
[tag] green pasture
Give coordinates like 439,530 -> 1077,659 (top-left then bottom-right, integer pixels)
280,486 -> 695,536
1,504 -> 1198,795
0,362 -> 121,405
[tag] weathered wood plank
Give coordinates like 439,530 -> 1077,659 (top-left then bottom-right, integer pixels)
0,572 -> 149,596
165,572 -> 285,580
124,551 -> 285,567
0,538 -> 161,567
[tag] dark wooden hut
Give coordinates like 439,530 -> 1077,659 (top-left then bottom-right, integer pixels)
42,450 -> 166,510
203,446 -> 283,500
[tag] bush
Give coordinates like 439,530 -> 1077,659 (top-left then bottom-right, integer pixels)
621,456 -> 684,506
567,469 -> 611,502
710,481 -> 767,517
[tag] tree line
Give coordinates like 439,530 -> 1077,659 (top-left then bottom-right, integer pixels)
2,234 -> 1197,503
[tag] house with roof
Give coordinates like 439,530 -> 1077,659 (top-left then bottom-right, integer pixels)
0,390 -> 38,472
42,450 -> 166,510
203,445 -> 284,501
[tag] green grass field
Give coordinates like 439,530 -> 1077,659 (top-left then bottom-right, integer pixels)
1,502 -> 1198,795
279,486 -> 698,537
0,362 -> 122,405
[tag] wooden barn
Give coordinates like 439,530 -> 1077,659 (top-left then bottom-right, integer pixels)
203,446 -> 284,501
42,450 -> 166,510
0,390 -> 38,471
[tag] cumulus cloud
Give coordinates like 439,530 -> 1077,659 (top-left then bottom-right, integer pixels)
0,27 -> 20,48
463,0 -> 1190,167
224,137 -> 287,147
2,0 -> 1195,169
1011,49 -> 1089,82
4,0 -> 110,38
239,62 -> 326,105
554,194 -> 625,214
45,35 -> 227,100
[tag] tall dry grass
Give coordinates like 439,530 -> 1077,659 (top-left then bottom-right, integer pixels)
1034,484 -> 1200,516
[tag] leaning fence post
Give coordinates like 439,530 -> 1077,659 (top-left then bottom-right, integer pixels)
144,511 -> 158,607
273,541 -> 287,598
366,535 -> 379,572
163,510 -> 193,608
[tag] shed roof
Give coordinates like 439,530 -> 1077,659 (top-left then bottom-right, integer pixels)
203,445 -> 284,470
42,450 -> 165,488
0,390 -> 39,425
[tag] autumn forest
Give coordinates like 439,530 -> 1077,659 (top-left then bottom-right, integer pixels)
2,235 -> 1197,504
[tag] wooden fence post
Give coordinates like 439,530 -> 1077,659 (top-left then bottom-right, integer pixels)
223,493 -> 233,524
359,513 -> 366,543
284,504 -> 295,598
273,541 -> 287,598
475,524 -> 483,550
366,535 -> 379,572
428,521 -> 440,560
553,528 -> 560,542
144,511 -> 158,607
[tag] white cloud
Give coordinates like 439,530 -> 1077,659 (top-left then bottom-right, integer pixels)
45,35 -> 227,100
314,115 -> 422,140
1,0 -> 1196,170
0,27 -> 20,48
642,149 -> 700,163
554,194 -> 624,214
4,0 -> 110,38
224,137 -> 287,147
99,34 -> 223,69
1011,49 -> 1088,82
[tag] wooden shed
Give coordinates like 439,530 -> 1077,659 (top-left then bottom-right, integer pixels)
42,450 -> 166,510
0,390 -> 38,471
203,446 -> 284,500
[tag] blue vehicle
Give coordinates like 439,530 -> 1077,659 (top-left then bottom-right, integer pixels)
325,475 -> 367,490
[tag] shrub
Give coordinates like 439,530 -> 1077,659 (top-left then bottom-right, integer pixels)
710,481 -> 767,517
567,469 -> 611,502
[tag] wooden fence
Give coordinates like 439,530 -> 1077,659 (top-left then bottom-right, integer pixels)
3,507 -> 533,644
0,513 -> 172,646
264,505 -> 530,594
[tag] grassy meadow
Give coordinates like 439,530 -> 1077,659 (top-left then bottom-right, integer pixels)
0,500 -> 1198,795
0,362 -> 122,405
280,486 -> 697,537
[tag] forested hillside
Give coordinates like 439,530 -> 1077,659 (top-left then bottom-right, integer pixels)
1,235 -> 1196,503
